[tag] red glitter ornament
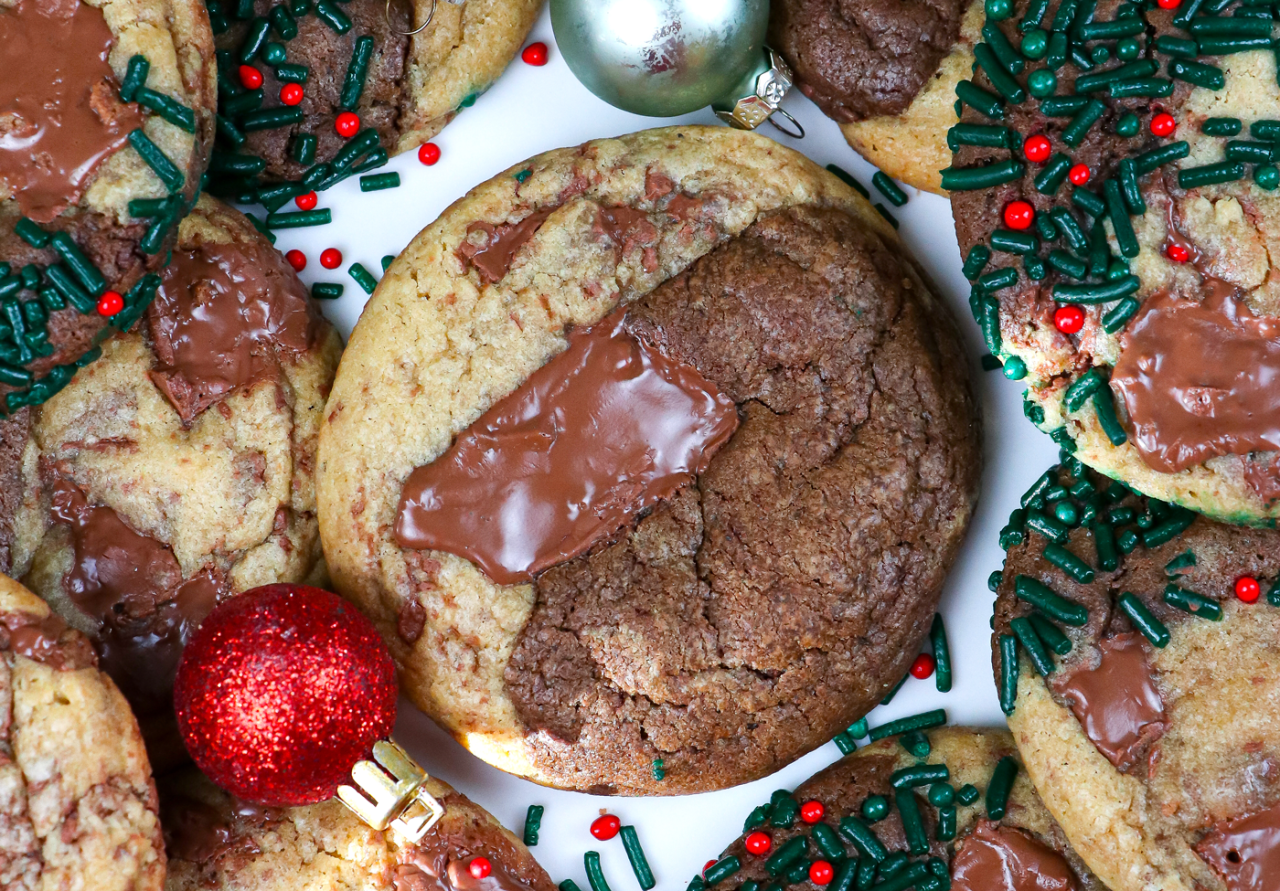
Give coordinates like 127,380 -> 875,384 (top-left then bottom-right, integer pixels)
1054,305 -> 1085,334
591,814 -> 621,840
810,861 -> 835,885
280,83 -> 304,106
910,653 -> 936,679
239,65 -> 263,90
173,584 -> 397,807
320,247 -> 343,269
1236,576 -> 1261,603
745,831 -> 772,855
469,858 -> 492,879
1151,113 -> 1176,137
1068,164 -> 1091,186
335,111 -> 361,138
1024,134 -> 1052,164
286,249 -> 307,272
1003,200 -> 1035,230
296,191 -> 318,211
521,42 -> 548,66
96,290 -> 123,317
1166,244 -> 1190,263
418,142 -> 441,165
800,800 -> 825,823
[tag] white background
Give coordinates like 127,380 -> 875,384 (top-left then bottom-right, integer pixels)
271,6 -> 1060,887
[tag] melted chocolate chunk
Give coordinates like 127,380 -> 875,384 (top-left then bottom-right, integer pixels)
457,209 -> 555,284
396,846 -> 537,891
0,0 -> 144,221
1056,633 -> 1166,771
149,237 -> 318,423
1112,283 -> 1280,475
395,309 -> 740,585
1,610 -> 96,670
1196,802 -> 1280,891
951,820 -> 1078,891
161,794 -> 267,864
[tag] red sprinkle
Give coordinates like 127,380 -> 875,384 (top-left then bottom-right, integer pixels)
468,858 -> 492,880
590,815 -> 621,840
238,65 -> 263,90
1024,134 -> 1052,164
1151,113 -> 1177,137
744,831 -> 772,855
910,652 -> 936,679
320,248 -> 343,269
295,191 -> 318,211
335,111 -> 361,138
1068,164 -> 1091,186
1054,305 -> 1085,334
1236,576 -> 1261,603
800,800 -> 825,823
418,142 -> 441,165
96,290 -> 123,317
280,83 -> 303,106
285,249 -> 307,271
810,861 -> 835,885
1166,244 -> 1190,263
1157,0 -> 1180,7
521,41 -> 548,66
1003,200 -> 1035,230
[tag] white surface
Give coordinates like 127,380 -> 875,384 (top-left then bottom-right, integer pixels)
275,5 -> 1060,887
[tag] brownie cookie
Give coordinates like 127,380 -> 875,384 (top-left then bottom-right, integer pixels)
992,458 -> 1280,891
0,0 -> 217,410
701,727 -> 1101,891
207,0 -> 541,205
318,126 -> 981,795
769,0 -> 982,193
6,195 -> 340,767
948,0 -> 1280,524
161,768 -> 557,891
0,572 -> 165,891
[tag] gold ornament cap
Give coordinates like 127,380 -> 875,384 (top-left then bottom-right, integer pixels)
337,740 -> 445,844
713,47 -> 803,137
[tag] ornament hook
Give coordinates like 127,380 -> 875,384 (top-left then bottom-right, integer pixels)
387,0 -> 436,36
337,740 -> 446,844
767,107 -> 805,140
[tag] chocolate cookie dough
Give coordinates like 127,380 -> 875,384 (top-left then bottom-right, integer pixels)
318,127 -> 981,795
701,727 -> 1101,891
0,572 -> 165,891
208,0 -> 541,203
948,0 -> 1280,524
5,195 -> 340,768
0,0 -> 217,410
993,458 -> 1280,891
161,768 -> 556,891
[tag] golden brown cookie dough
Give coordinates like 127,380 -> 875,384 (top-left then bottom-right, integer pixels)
160,768 -> 557,891
319,126 -> 981,795
5,195 -> 340,767
993,459 -> 1280,891
0,572 -> 165,891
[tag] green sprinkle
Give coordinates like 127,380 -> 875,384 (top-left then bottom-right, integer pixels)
930,614 -> 952,692
1256,166 -> 1280,190
1035,154 -> 1073,195
1021,28 -> 1049,58
1102,297 -> 1141,333
620,827 -> 657,890
240,106 -> 305,131
268,4 -> 297,38
1024,254 -> 1047,282
1169,58 -> 1225,90
1026,511 -> 1069,544
1143,511 -> 1196,547
1048,250 -> 1088,279
314,0 -> 352,32
216,114 -> 246,147
1134,141 -> 1190,175
1004,355 -> 1028,380
381,254 -> 395,271
872,172 -> 908,206
1029,613 -> 1073,655
1110,77 -> 1174,98
1053,275 -> 1140,304
1072,186 -> 1107,218
989,570 -> 1005,591
1079,17 -> 1143,38
1064,368 -> 1106,412
928,783 -> 956,808
1116,112 -> 1141,137
1164,584 -> 1223,620
239,18 -> 270,62
1118,592 -> 1171,647
45,265 -> 94,314
683,878 -> 703,891
312,282 -> 344,300
936,806 -> 958,842
1015,575 -> 1088,626
880,669 -> 910,706
955,80 -> 1006,120
811,823 -> 844,861
274,62 -> 309,83
861,795 -> 889,822
128,129 -> 184,193
892,764 -> 949,789
978,293 -> 1002,354
341,35 -> 375,109
833,732 -> 857,754
1062,99 -> 1106,147
1117,37 -> 1140,59
1105,180 -> 1140,258
50,233 -> 106,297
1155,35 -> 1199,58
900,730 -> 931,758
784,861 -> 811,885
263,41 -> 287,65
1028,68 -> 1058,97
826,164 -> 870,198
15,218 -> 50,248
1051,207 -> 1088,250
120,55 -> 150,103
987,0 -> 1012,19
999,634 -> 1020,715
1093,388 -> 1128,446
982,20 -> 1026,74
895,789 -> 929,856
1199,35 -> 1274,53
222,88 -> 263,116
1040,96 -> 1088,117
1011,617 -> 1055,675
360,172 -> 400,192
211,152 -> 267,176
1166,550 -> 1197,573
1119,158 -> 1146,214
292,133 -> 318,165
744,805 -> 769,832
1180,161 -> 1247,189
523,805 -> 542,846
765,836 -> 808,876
1190,15 -> 1272,34
830,860 -> 858,891
584,852 -> 612,891
1044,542 -> 1095,583
979,267 -> 1018,291
1268,578 -> 1280,607
768,795 -> 800,828
1077,60 -> 1157,94
266,209 -> 331,228
869,709 -> 946,741
986,757 -> 1019,820
962,245 -> 992,279
872,863 -> 928,891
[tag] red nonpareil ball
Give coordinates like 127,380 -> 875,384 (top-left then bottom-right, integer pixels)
469,858 -> 492,879
96,290 -> 123,317
1068,164 -> 1091,186
1157,0 -> 1180,7
1236,576 -> 1261,603
1024,134 -> 1052,164
591,814 -> 621,840
238,65 -> 263,90
809,861 -> 835,885
1166,244 -> 1190,263
280,83 -> 304,106
800,800 -> 825,823
1003,200 -> 1035,230
1054,305 -> 1085,334
173,584 -> 397,807
910,652 -> 936,679
418,142 -> 441,165
335,111 -> 361,138
521,41 -> 548,66
745,831 -> 772,855
295,191 -> 318,211
320,248 -> 343,269
285,249 -> 307,271
1151,113 -> 1177,137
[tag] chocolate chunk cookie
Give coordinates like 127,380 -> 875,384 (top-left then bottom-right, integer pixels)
702,727 -> 1101,891
6,195 -> 340,768
319,127 -> 981,795
949,0 -> 1280,524
208,0 -> 541,202
0,572 -> 165,891
161,768 -> 556,891
0,0 -> 217,410
993,459 -> 1280,891
769,0 -> 982,193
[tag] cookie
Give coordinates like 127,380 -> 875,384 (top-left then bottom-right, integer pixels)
318,126 -> 981,795
992,458 -> 1280,891
701,727 -> 1101,891
207,0 -> 542,204
0,0 -> 218,410
160,768 -> 557,891
6,195 -> 340,766
768,0 -> 982,193
947,0 -> 1280,524
0,572 -> 165,891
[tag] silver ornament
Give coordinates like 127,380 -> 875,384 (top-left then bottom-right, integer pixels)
550,0 -> 777,119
